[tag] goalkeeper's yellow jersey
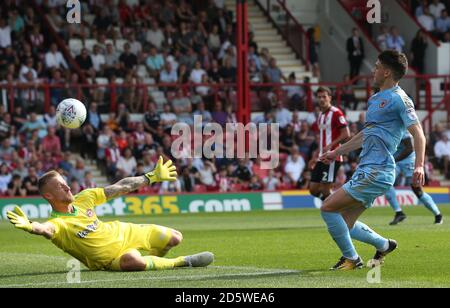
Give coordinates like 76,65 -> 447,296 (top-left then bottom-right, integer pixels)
47,188 -> 127,270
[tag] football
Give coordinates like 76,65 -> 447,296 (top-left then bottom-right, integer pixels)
56,98 -> 87,129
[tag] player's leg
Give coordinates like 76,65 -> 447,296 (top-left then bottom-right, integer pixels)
145,225 -> 214,268
109,249 -> 186,271
411,184 -> 443,224
321,188 -> 364,270
386,165 -> 407,225
386,186 -> 407,225
309,162 -> 336,201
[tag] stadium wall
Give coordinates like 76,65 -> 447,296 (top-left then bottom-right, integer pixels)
1,189 -> 449,220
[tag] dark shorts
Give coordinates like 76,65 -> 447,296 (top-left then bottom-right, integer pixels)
311,161 -> 341,184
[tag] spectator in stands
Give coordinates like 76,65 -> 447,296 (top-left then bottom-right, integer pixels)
45,43 -> 69,72
387,26 -> 405,52
436,9 -> 450,39
115,147 -> 137,177
159,61 -> 177,84
296,121 -> 316,159
81,171 -> 97,190
248,175 -> 262,191
0,18 -> 12,49
143,102 -> 161,135
119,43 -> 138,75
162,23 -> 179,51
42,151 -> 58,171
434,133 -> 450,178
198,159 -> 216,188
0,113 -> 12,142
415,0 -> 429,17
177,63 -> 190,84
411,30 -> 428,74
12,158 -> 27,179
116,103 -> 131,132
85,102 -> 102,133
219,57 -> 237,83
193,101 -> 213,126
418,7 -> 435,32
179,166 -> 196,192
7,174 -> 26,197
211,100 -> 228,127
160,178 -> 182,193
284,146 -> 306,188
442,31 -> 450,42
49,69 -> 66,106
283,73 -> 305,110
104,43 -> 120,77
341,74 -> 358,110
429,0 -> 446,19
146,20 -> 165,50
180,47 -> 198,72
19,112 -> 47,140
172,89 -> 193,125
75,48 -> 94,77
233,159 -> 252,185
208,24 -> 221,54
275,100 -> 293,129
177,0 -> 195,23
265,58 -> 287,83
72,158 -> 86,183
41,126 -> 61,157
44,105 -> 58,128
346,28 -> 365,79
19,57 -> 37,83
91,45 -> 106,76
69,178 -> 81,195
280,124 -> 296,155
59,151 -> 74,174
0,138 -> 14,162
29,25 -> 44,53
146,47 -> 165,79
160,103 -> 177,132
263,169 -> 280,191
377,25 -> 390,50
22,166 -> 39,196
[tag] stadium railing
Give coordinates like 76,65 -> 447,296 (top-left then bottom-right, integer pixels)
255,0 -> 311,70
1,75 -> 448,121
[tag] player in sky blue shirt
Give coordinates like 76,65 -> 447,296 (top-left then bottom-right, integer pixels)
385,132 -> 443,225
319,50 -> 427,271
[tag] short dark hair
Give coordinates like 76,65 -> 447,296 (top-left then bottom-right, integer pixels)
316,86 -> 333,97
378,50 -> 408,81
38,171 -> 60,195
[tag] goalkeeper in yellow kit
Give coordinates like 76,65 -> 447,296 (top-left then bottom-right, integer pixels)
6,156 -> 214,272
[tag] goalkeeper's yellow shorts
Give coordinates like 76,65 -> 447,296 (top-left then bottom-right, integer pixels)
106,223 -> 173,270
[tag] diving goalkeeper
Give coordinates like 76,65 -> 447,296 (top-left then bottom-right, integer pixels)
6,156 -> 214,272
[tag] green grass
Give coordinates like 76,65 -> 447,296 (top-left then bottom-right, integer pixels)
1,206 -> 450,288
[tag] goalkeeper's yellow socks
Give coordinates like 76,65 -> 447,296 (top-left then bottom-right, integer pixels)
144,256 -> 186,270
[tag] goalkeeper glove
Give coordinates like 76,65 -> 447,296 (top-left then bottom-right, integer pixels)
6,206 -> 33,233
145,156 -> 178,184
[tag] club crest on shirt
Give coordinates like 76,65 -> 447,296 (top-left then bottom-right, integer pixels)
86,209 -> 94,218
379,100 -> 387,108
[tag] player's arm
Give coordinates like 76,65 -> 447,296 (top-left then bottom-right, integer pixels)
394,137 -> 413,162
323,126 -> 351,152
320,130 -> 364,163
104,156 -> 177,200
6,207 -> 55,239
408,123 -> 426,186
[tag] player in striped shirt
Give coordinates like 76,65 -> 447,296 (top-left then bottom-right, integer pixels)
309,87 -> 350,202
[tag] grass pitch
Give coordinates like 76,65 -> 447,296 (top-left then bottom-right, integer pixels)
1,206 -> 449,288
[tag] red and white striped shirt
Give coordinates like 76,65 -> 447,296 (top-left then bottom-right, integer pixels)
317,106 -> 348,162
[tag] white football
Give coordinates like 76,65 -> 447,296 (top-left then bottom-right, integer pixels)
56,98 -> 87,129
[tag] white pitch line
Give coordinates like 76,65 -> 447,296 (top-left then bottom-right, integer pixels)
0,268 -> 300,288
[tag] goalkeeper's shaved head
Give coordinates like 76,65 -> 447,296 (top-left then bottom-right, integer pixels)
38,171 -> 61,195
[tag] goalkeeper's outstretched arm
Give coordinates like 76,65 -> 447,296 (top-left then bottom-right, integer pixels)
104,156 -> 178,200
7,206 -> 55,239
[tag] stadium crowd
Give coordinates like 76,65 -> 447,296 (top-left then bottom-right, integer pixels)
0,0 -> 449,196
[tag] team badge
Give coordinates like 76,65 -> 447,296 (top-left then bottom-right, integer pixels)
86,209 -> 94,218
379,100 -> 387,108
